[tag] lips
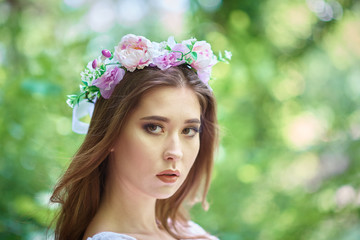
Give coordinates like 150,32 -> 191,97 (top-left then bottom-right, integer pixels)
156,170 -> 180,184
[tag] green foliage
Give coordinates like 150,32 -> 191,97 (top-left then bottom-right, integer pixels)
1,0 -> 359,239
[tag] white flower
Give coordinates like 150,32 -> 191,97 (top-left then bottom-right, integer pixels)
149,41 -> 168,59
167,36 -> 176,48
190,41 -> 217,70
181,37 -> 197,46
225,50 -> 232,60
114,34 -> 153,72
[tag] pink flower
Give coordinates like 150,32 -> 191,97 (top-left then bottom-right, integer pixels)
191,41 -> 217,69
92,66 -> 125,99
114,34 -> 153,72
92,59 -> 98,69
190,41 -> 218,84
151,43 -> 191,70
172,43 -> 190,58
152,52 -> 184,70
196,67 -> 212,84
102,49 -> 112,58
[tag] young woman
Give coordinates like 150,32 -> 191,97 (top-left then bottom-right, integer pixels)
50,34 -> 230,240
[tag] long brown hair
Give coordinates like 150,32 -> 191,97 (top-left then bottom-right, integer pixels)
50,65 -> 218,240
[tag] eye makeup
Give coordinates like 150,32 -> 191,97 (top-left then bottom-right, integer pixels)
142,123 -> 164,135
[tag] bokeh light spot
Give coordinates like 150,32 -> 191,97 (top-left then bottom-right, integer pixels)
198,0 -> 222,12
229,10 -> 250,31
116,0 -> 147,26
335,185 -> 357,208
56,117 -> 72,136
87,1 -> 116,32
283,112 -> 326,150
237,164 -> 260,183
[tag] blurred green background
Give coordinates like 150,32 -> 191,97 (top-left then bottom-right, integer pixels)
1,0 -> 360,239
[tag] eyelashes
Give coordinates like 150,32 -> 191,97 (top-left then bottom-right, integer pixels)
182,127 -> 200,137
142,123 -> 200,137
143,123 -> 164,134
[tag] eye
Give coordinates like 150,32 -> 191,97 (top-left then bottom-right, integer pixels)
143,123 -> 164,134
182,127 -> 200,137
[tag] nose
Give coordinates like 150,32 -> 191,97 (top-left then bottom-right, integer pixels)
163,134 -> 183,161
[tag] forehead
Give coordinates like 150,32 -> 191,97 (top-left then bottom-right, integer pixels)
132,86 -> 201,118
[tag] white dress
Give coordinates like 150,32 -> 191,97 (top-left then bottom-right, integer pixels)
87,221 -> 218,240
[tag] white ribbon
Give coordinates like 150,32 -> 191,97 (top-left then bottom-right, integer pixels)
72,100 -> 95,134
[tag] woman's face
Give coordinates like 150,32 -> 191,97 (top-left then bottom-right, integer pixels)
110,86 -> 201,199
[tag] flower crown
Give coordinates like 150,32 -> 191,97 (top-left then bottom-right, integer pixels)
67,34 -> 231,134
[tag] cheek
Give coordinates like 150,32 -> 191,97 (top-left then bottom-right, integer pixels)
113,132 -> 152,169
185,138 -> 200,165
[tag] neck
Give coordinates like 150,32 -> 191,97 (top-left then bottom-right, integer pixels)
84,164 -> 166,238
100,179 -> 160,233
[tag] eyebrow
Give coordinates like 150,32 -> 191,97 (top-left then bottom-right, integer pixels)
140,115 -> 201,124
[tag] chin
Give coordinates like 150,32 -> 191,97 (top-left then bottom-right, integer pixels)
155,189 -> 178,200
156,193 -> 176,200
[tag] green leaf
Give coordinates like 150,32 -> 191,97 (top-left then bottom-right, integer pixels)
67,94 -> 77,99
88,85 -> 99,91
185,58 -> 193,64
191,51 -> 197,61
